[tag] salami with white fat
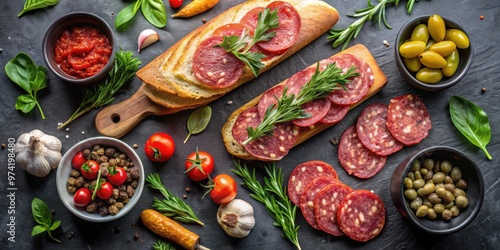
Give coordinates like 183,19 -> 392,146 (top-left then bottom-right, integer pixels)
299,176 -> 339,230
338,126 -> 387,179
257,85 -> 285,119
314,182 -> 353,236
386,94 -> 432,146
337,190 -> 386,242
327,54 -> 370,105
287,160 -> 338,205
356,103 -> 403,156
320,103 -> 350,124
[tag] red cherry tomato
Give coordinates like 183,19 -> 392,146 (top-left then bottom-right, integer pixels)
144,132 -> 175,163
73,187 -> 92,207
81,160 -> 99,180
96,181 -> 114,200
107,166 -> 127,186
209,174 -> 237,204
169,0 -> 183,9
71,151 -> 87,170
185,148 -> 214,182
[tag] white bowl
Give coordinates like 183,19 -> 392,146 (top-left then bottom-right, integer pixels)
56,137 -> 144,222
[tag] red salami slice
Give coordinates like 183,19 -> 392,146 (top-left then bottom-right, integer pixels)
320,103 -> 350,124
292,98 -> 331,127
239,7 -> 264,30
232,107 -> 298,161
356,103 -> 403,156
326,54 -> 370,105
337,190 -> 386,242
212,23 -> 252,37
299,176 -> 339,230
287,160 -> 338,205
193,36 -> 244,88
314,182 -> 353,236
338,126 -> 387,179
386,94 -> 432,146
284,67 -> 315,95
257,85 -> 285,119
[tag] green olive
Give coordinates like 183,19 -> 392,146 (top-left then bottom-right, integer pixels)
403,57 -> 422,73
410,197 -> 423,211
444,29 -> 470,49
427,193 -> 442,204
426,39 -> 437,50
427,208 -> 437,220
411,24 -> 430,43
423,198 -> 433,208
416,67 -> 443,84
442,49 -> 460,77
436,186 -> 447,197
419,168 -> 429,176
404,177 -> 414,189
434,203 -> 445,214
432,160 -> 441,173
442,209 -> 453,220
417,188 -> 425,197
399,41 -> 427,58
444,175 -> 454,184
453,188 -> 466,198
422,183 -> 436,195
444,201 -> 455,209
419,51 -> 447,68
404,188 -> 418,200
428,41 -> 457,57
444,183 -> 456,192
450,167 -> 462,181
414,171 -> 423,180
423,158 -> 434,170
443,191 -> 456,203
411,160 -> 421,171
416,205 -> 429,217
455,195 -> 468,208
424,170 -> 434,181
428,14 -> 446,42
407,171 -> 415,181
450,205 -> 460,217
435,183 -> 445,190
456,179 -> 467,189
440,161 -> 453,173
413,179 -> 425,189
432,172 -> 446,184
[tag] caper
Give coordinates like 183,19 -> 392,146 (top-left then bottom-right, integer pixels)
422,183 -> 436,195
434,203 -> 445,214
416,205 -> 429,217
444,28 -> 470,49
432,160 -> 440,172
423,198 -> 433,208
417,188 -> 425,197
444,201 -> 455,209
407,172 -> 415,181
426,179 -> 434,184
416,67 -> 443,84
424,170 -> 434,181
411,160 -> 421,171
428,14 -> 446,42
443,191 -> 456,203
450,167 -> 462,181
419,168 -> 429,176
444,183 -> 456,192
432,172 -> 446,184
455,195 -> 468,208
427,208 -> 437,220
410,197 -> 423,211
456,179 -> 467,189
404,177 -> 414,189
414,171 -> 423,180
440,160 -> 452,173
442,49 -> 460,77
450,205 -> 460,217
405,189 -> 418,200
435,187 -> 447,197
427,193 -> 442,204
413,179 -> 425,189
444,175 -> 453,184
423,158 -> 434,170
453,188 -> 466,198
442,209 -> 453,220
435,183 -> 445,190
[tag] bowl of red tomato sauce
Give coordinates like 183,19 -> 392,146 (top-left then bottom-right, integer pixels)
43,12 -> 116,85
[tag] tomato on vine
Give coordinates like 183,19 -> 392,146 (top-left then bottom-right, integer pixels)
203,174 -> 237,204
169,0 -> 183,9
81,160 -> 99,180
74,187 -> 92,207
71,151 -> 87,170
107,166 -> 127,186
96,181 -> 114,200
144,132 -> 175,163
185,148 -> 214,181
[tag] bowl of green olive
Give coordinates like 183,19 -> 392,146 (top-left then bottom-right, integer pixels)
390,146 -> 484,234
395,15 -> 473,91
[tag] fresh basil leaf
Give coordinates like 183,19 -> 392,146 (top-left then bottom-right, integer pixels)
115,0 -> 142,30
31,225 -> 47,236
31,198 -> 52,228
5,52 -> 37,93
18,0 -> 60,17
141,0 -> 167,28
449,96 -> 492,160
184,106 -> 212,143
50,220 -> 61,231
32,66 -> 48,92
16,94 -> 37,113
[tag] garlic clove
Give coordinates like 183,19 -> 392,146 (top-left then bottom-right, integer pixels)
138,29 -> 160,52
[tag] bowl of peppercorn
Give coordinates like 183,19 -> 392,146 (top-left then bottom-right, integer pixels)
56,137 -> 144,222
42,12 -> 117,85
390,146 -> 484,234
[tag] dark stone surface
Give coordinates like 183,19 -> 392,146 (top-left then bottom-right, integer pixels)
0,0 -> 499,249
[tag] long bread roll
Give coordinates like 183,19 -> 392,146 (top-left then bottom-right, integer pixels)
137,0 -> 340,108
222,44 -> 388,161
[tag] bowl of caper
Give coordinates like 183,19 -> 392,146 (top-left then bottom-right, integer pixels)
394,15 -> 473,91
390,146 -> 484,234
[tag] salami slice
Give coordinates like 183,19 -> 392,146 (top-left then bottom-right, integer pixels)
232,107 -> 298,161
299,176 -> 339,230
337,190 -> 386,242
292,98 -> 331,127
320,103 -> 350,124
192,36 -> 244,88
212,23 -> 252,37
257,85 -> 285,119
239,7 -> 264,30
338,126 -> 387,179
356,103 -> 403,156
287,160 -> 338,205
284,67 -> 315,95
326,54 -> 370,105
314,182 -> 353,236
386,94 -> 432,146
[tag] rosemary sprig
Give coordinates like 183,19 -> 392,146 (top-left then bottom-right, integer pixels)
328,0 -> 421,50
146,173 -> 204,226
243,62 -> 359,144
232,160 -> 301,250
218,8 -> 279,76
57,50 -> 141,129
153,240 -> 175,250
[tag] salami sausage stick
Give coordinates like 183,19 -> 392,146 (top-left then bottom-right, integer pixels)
141,209 -> 210,250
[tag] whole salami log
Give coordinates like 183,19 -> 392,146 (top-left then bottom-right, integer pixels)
287,160 -> 338,205
337,190 -> 386,242
299,176 -> 339,229
314,182 -> 353,236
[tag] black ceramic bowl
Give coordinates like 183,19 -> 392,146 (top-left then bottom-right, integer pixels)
390,146 -> 484,234
395,15 -> 473,91
42,12 -> 116,85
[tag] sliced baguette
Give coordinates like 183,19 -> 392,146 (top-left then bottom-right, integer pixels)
222,44 -> 388,160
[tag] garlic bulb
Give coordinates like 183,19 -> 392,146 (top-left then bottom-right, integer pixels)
217,199 -> 255,238
15,129 -> 62,177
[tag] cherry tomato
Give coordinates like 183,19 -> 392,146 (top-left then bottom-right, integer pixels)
209,174 -> 237,204
96,181 -> 114,200
185,148 -> 214,182
71,151 -> 87,170
169,0 -> 183,9
81,160 -> 99,180
107,166 -> 127,186
144,132 -> 175,163
73,187 -> 92,207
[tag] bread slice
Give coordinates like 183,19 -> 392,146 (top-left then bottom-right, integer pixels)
222,44 -> 388,160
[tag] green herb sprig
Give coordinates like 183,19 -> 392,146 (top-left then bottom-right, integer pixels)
218,8 -> 279,76
232,160 -> 301,250
5,52 -> 48,119
31,198 -> 61,243
18,0 -> 60,17
153,240 -> 176,250
243,63 -> 359,144
184,106 -> 212,144
328,0 -> 421,50
115,0 -> 167,30
146,173 -> 204,226
449,96 -> 492,160
57,50 -> 141,129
